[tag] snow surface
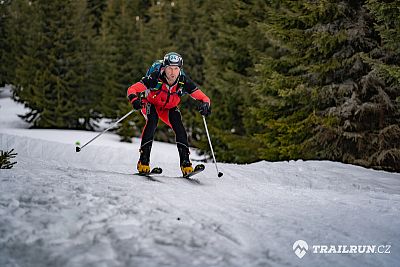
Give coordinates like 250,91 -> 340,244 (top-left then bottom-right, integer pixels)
1,86 -> 400,267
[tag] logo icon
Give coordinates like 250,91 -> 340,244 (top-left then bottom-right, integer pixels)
169,54 -> 180,63
293,240 -> 308,259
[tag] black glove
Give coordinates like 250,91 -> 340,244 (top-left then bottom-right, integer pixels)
142,74 -> 160,89
128,94 -> 142,110
198,102 -> 211,117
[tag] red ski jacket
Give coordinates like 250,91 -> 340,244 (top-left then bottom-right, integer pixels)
127,70 -> 210,110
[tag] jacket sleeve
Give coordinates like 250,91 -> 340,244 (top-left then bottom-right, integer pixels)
127,71 -> 160,103
127,82 -> 147,97
183,75 -> 211,105
190,89 -> 211,105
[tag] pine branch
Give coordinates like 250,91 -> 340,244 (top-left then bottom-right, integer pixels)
0,149 -> 17,169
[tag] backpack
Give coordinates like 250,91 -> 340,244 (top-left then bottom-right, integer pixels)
145,60 -> 163,77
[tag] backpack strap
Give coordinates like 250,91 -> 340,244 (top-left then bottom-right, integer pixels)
176,74 -> 186,97
153,81 -> 163,91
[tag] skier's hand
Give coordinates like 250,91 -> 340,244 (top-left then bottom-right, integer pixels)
132,98 -> 142,110
128,94 -> 142,110
142,74 -> 159,89
198,102 -> 211,117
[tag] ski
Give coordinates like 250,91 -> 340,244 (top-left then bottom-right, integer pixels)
183,164 -> 205,179
133,165 -> 204,183
135,167 -> 163,176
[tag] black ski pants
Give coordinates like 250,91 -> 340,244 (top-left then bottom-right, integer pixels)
139,104 -> 189,164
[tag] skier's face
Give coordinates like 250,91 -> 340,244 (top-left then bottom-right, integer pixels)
164,66 -> 180,84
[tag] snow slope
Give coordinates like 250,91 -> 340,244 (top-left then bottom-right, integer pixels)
1,87 -> 400,267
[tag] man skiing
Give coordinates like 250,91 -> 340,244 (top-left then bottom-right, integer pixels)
127,52 -> 211,176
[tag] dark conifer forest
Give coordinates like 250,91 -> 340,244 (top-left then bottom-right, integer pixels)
1,0 -> 399,171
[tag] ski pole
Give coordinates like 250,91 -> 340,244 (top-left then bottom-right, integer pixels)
202,116 -> 223,177
76,109 -> 135,152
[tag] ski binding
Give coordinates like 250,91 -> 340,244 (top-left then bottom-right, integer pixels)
183,164 -> 205,179
136,167 -> 163,176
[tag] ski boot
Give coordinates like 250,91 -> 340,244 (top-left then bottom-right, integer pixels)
137,145 -> 151,174
137,161 -> 150,174
180,160 -> 193,176
178,145 -> 193,176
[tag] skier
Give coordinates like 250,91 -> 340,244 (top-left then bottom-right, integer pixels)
127,52 -> 211,175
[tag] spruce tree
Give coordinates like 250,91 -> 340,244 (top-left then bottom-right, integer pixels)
0,149 -> 17,169
98,0 -> 150,141
250,0 -> 400,171
87,0 -> 108,36
361,0 -> 400,170
248,0 -> 321,161
1,0 -> 27,87
198,0 -> 270,163
140,0 -> 176,64
13,0 -> 99,129
0,0 -> 11,86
